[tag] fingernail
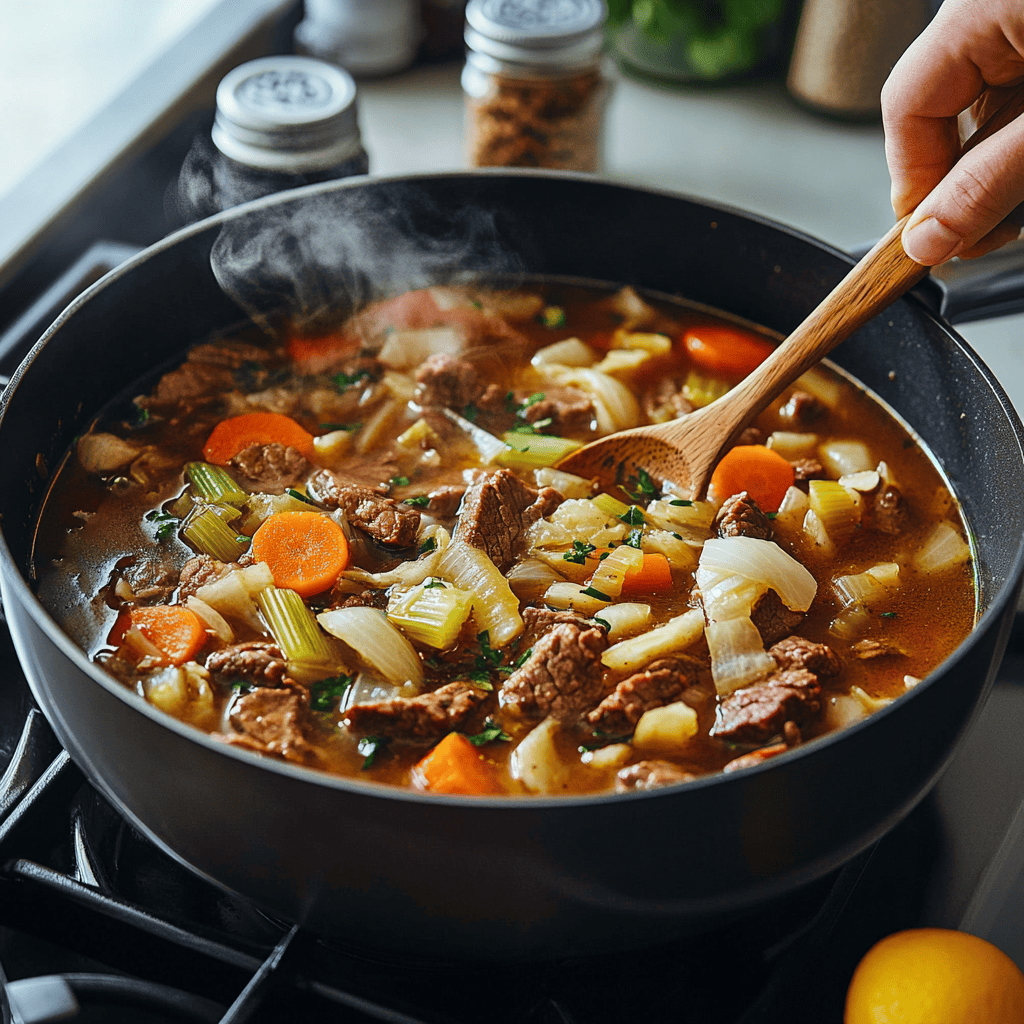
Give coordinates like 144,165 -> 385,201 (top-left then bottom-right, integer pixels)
901,217 -> 963,265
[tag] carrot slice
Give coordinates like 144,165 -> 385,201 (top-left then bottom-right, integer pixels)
129,606 -> 207,665
709,445 -> 795,513
683,325 -> 775,379
621,552 -> 674,596
411,732 -> 505,796
202,412 -> 315,465
251,511 -> 350,598
286,330 -> 358,373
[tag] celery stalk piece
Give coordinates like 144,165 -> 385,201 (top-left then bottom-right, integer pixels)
682,370 -> 730,409
592,493 -> 631,519
808,479 -> 861,546
388,581 -> 473,649
182,506 -> 250,562
258,586 -> 337,668
497,432 -> 582,469
185,462 -> 249,507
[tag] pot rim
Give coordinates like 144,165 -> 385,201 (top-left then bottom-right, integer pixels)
2,168 -> 1023,810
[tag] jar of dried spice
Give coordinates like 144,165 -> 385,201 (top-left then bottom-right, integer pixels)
462,0 -> 611,172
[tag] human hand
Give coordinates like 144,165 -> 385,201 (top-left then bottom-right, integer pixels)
881,0 -> 1024,265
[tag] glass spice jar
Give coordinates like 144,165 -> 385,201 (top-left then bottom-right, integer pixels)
462,0 -> 611,172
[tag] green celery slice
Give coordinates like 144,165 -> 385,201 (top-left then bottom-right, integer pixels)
185,462 -> 249,507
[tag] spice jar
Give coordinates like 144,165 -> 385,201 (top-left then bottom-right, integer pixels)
462,0 -> 611,172
173,55 -> 369,224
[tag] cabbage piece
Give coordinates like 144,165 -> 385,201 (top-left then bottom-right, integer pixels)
533,466 -> 595,499
341,527 -> 450,589
705,617 -> 776,695
819,440 -> 873,477
531,337 -> 598,367
913,522 -> 971,573
601,608 -> 704,673
528,498 -> 626,551
195,562 -> 275,633
697,537 -> 816,613
594,602 -> 652,639
808,480 -> 861,546
506,557 -> 568,600
317,606 -> 423,689
435,540 -> 523,646
542,582 -> 611,616
378,326 -> 464,369
588,545 -> 645,598
77,432 -> 140,473
387,580 -> 474,649
542,367 -> 641,435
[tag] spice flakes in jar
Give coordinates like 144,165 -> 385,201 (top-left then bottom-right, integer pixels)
462,0 -> 611,172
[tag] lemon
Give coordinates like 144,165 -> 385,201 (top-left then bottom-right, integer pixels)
844,927 -> 1024,1024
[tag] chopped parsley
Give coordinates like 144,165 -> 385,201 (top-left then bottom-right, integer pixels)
358,735 -> 390,769
332,368 -> 371,391
403,495 -> 430,507
622,466 -> 657,503
594,616 -> 611,631
230,679 -> 257,693
506,392 -> 549,435
462,403 -> 479,423
476,631 -> 504,669
389,475 -> 410,488
563,540 -> 597,564
624,527 -> 644,549
512,647 -> 533,668
538,305 -> 566,329
880,611 -> 898,619
466,672 -> 495,691
424,577 -> 447,589
468,718 -> 512,746
418,537 -> 437,555
286,488 -> 318,506
131,403 -> 151,427
144,509 -> 178,541
320,421 -> 362,432
669,498 -> 693,507
581,585 -> 611,601
310,674 -> 354,712
619,505 -> 645,526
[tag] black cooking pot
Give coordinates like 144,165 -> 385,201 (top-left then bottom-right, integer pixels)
2,173 -> 1023,961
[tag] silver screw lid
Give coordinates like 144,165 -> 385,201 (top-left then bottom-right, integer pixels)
212,55 -> 363,173
465,0 -> 607,68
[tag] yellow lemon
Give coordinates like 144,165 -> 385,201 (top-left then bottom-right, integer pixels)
844,927 -> 1024,1024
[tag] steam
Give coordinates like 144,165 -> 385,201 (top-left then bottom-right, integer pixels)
207,181 -> 525,334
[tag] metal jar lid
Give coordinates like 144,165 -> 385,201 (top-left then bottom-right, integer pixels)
212,55 -> 363,173
465,0 -> 607,70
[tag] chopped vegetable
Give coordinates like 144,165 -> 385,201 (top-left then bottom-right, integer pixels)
498,431 -> 583,469
467,718 -> 512,746
251,511 -> 350,598
257,586 -> 339,674
709,444 -> 795,512
808,479 -> 861,546
387,580 -> 474,649
182,505 -> 249,563
202,412 -> 315,464
697,537 -> 816,613
145,509 -> 178,541
435,540 -> 524,646
588,545 -> 645,598
310,674 -> 355,712
620,552 -> 674,596
185,462 -> 248,506
633,701 -> 699,752
913,522 -> 972,573
682,324 -> 775,378
128,605 -> 207,666
509,716 -> 568,794
601,608 -> 705,672
317,606 -> 424,688
411,732 -> 504,795
705,616 -> 776,694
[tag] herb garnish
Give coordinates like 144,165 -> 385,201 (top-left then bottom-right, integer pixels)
403,495 -> 430,507
563,540 -> 597,564
538,305 -> 566,329
594,616 -> 611,632
144,509 -> 178,541
512,647 -> 533,668
581,586 -> 611,601
358,735 -> 390,769
310,674 -> 355,712
620,505 -> 645,526
332,368 -> 371,391
624,528 -> 644,549
462,403 -> 479,423
880,611 -> 898,619
319,421 -> 363,432
507,392 -> 549,435
669,499 -> 693,507
286,488 -> 319,506
468,718 -> 512,746
132,403 -> 151,427
622,466 -> 657,503
476,631 -> 504,669
418,537 -> 437,555
389,475 -> 410,488
424,577 -> 447,589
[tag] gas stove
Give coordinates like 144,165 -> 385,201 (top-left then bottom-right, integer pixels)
2,3 -> 1023,1020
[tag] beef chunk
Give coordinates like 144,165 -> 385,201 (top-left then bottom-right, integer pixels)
329,589 -> 390,611
226,687 -> 314,762
712,668 -> 822,745
177,555 -> 232,601
206,641 -> 291,688
119,557 -> 179,604
187,341 -> 271,369
751,589 -> 805,646
769,636 -> 842,678
137,362 -> 235,411
230,443 -> 310,493
414,354 -> 482,410
310,470 -> 421,547
519,390 -> 595,435
715,491 -> 773,540
587,656 -> 703,736
642,377 -> 693,421
791,457 -> 826,481
455,469 -> 562,572
780,391 -> 827,428
851,638 -> 906,659
501,622 -> 607,721
344,681 -> 488,741
869,484 -> 910,535
615,760 -> 697,792
737,426 -> 765,446
427,484 -> 466,518
522,606 -> 606,637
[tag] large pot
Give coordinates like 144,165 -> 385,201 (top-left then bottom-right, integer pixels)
2,172 -> 1023,961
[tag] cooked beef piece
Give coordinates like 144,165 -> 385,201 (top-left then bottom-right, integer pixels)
615,760 -> 697,791
177,555 -> 233,601
722,741 -> 789,773
206,641 -> 292,688
330,589 -> 390,611
642,377 -> 693,421
136,362 -> 235,411
780,391 -> 827,428
500,622 -> 607,722
715,491 -> 774,540
519,390 -> 595,435
869,484 -> 910,535
119,557 -> 179,604
187,341 -> 272,369
226,687 -> 314,762
310,470 -> 421,547
344,681 -> 488,741
587,656 -> 703,735
455,468 -> 562,572
791,457 -> 826,481
230,442 -> 310,494
751,589 -> 805,646
737,426 -> 765,446
477,383 -> 511,413
427,484 -> 466,518
414,353 -> 483,411
851,638 -> 906,659
522,606 -> 606,637
769,636 -> 842,678
712,668 -> 822,745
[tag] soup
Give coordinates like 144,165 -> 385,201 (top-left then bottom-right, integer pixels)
34,282 -> 976,795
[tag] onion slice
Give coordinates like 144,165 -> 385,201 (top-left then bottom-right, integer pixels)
697,537 -> 816,612
317,607 -> 424,689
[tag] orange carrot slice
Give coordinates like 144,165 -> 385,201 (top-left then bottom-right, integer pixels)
709,444 -> 795,513
286,330 -> 359,373
410,732 -> 505,796
129,606 -> 207,665
202,412 -> 315,465
251,511 -> 350,598
620,552 -> 674,596
683,324 -> 775,379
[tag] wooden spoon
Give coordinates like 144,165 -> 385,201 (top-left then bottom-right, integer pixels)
556,84 -> 1024,500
